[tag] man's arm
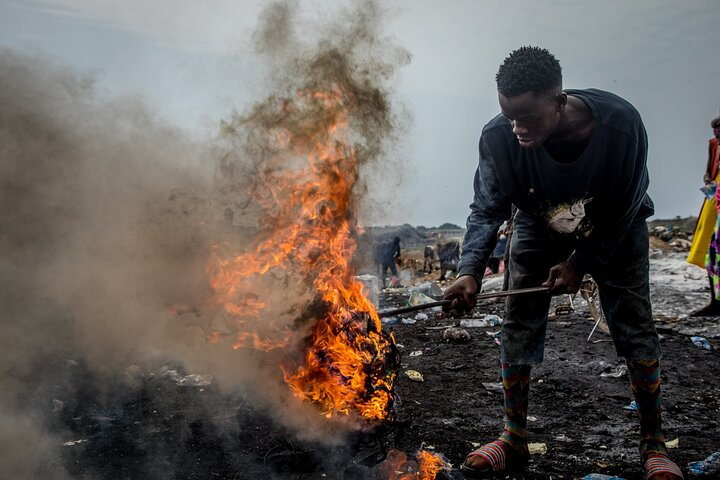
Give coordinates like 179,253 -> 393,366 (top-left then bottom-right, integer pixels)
567,121 -> 651,275
457,136 -> 513,287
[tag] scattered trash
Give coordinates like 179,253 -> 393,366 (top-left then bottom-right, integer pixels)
527,416 -> 537,422
554,434 -> 573,442
405,370 -> 424,382
600,365 -> 628,378
63,439 -> 88,447
485,330 -> 501,338
409,350 -> 423,357
443,327 -> 470,342
688,451 -> 720,476
408,290 -> 441,311
623,400 -> 638,412
690,336 -> 715,350
666,438 -> 679,449
528,443 -> 547,455
401,317 -> 417,325
582,475 -> 626,480
414,312 -> 429,321
460,314 -> 503,328
381,316 -> 399,326
408,281 -> 443,299
161,368 -> 213,387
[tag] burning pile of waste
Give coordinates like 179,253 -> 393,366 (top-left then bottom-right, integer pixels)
205,2 -> 409,423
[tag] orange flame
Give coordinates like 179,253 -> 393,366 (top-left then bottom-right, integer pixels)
208,84 -> 397,420
417,450 -> 445,480
379,449 -> 447,480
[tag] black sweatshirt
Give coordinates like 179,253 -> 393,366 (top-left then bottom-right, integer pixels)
457,88 -> 654,286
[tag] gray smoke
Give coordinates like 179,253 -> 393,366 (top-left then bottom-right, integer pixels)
0,1 -> 409,477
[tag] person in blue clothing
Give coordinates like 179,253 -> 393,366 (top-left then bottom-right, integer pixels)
443,46 -> 683,479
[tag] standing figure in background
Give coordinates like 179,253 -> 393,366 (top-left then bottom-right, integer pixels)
688,114 -> 720,316
423,245 -> 436,273
487,223 -> 508,274
437,241 -> 460,281
376,236 -> 401,288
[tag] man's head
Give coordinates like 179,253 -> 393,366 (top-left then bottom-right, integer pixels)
496,46 -> 566,148
712,114 -> 720,139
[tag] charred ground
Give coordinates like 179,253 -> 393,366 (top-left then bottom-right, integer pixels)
46,249 -> 719,480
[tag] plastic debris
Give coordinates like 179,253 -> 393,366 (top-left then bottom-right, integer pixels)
408,281 -> 443,298
414,312 -> 429,321
528,443 -> 547,455
401,317 -> 417,325
409,350 -> 423,357
582,475 -> 626,480
405,370 -> 424,382
666,438 -> 679,449
442,327 -> 470,342
690,336 -> 715,350
408,290 -> 439,308
623,400 -> 638,412
688,451 -> 720,476
700,182 -> 717,201
381,316 -> 399,326
63,439 -> 88,447
600,365 -> 628,378
460,314 -> 503,328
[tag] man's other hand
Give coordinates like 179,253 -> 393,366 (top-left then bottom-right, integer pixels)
442,275 -> 479,316
542,261 -> 582,295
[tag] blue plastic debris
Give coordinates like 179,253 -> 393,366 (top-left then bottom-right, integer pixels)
690,336 -> 715,350
623,400 -> 638,412
688,451 -> 720,476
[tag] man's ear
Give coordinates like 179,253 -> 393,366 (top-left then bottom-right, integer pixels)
555,92 -> 567,112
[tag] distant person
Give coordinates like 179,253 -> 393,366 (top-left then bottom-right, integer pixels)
688,114 -> 720,316
443,47 -> 682,478
437,241 -> 460,281
422,245 -> 436,273
487,225 -> 508,274
375,236 -> 401,288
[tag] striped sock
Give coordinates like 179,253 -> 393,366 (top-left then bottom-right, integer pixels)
498,362 -> 531,451
627,359 -> 666,456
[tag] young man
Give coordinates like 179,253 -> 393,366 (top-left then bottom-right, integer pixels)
443,47 -> 683,479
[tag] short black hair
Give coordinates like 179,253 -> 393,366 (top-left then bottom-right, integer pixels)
712,114 -> 720,128
496,46 -> 562,97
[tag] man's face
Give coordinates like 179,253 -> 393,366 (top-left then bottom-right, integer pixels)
713,126 -> 720,139
498,91 -> 563,149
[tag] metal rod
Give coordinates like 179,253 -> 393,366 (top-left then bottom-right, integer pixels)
377,285 -> 551,318
376,280 -> 592,319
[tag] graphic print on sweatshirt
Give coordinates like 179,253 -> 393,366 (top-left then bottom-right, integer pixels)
542,197 -> 593,236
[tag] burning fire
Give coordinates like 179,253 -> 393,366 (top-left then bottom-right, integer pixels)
378,449 -> 448,480
208,83 -> 398,420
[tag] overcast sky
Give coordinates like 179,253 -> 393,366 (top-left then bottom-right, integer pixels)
2,0 -> 719,227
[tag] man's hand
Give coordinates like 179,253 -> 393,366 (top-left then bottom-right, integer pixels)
704,173 -> 712,185
442,275 -> 479,316
542,261 -> 583,295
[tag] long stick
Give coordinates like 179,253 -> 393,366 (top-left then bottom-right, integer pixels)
377,285 -> 552,318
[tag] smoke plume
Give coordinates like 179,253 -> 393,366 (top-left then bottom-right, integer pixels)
0,1 -> 409,477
